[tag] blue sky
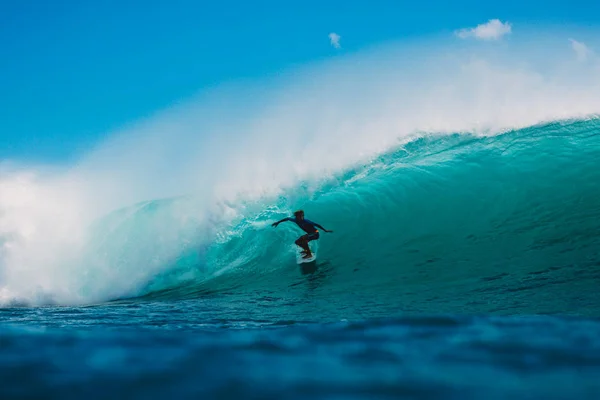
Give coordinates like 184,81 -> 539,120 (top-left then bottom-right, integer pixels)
1,0 -> 598,162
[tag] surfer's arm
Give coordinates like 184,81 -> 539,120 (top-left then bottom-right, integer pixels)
313,223 -> 332,233
272,218 -> 291,227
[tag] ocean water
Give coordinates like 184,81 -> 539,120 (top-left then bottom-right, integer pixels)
2,117 -> 600,398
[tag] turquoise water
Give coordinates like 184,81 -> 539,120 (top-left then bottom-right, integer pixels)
2,118 -> 600,398
129,118 -> 600,318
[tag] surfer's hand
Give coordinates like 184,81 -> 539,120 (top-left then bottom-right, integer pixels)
325,229 -> 333,233
272,222 -> 279,228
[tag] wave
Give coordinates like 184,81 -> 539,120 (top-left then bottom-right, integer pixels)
73,118 -> 600,318
2,31 -> 600,310
2,118 -> 600,313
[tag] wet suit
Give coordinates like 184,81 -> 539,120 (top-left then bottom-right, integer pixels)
277,217 -> 326,241
272,216 -> 331,257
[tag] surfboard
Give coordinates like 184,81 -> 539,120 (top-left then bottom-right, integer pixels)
296,245 -> 317,264
297,252 -> 316,264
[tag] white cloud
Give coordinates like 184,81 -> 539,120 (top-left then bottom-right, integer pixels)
329,32 -> 341,49
456,19 -> 512,41
569,39 -> 592,62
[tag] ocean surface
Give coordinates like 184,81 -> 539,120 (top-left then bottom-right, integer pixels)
2,118 -> 600,398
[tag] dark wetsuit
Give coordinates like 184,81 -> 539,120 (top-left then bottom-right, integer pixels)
280,217 -> 326,242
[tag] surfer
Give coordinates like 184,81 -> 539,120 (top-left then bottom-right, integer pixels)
272,210 -> 332,259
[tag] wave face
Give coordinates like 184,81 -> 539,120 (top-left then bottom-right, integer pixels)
72,118 -> 598,319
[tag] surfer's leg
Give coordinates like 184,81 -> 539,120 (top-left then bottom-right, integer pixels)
295,235 -> 311,256
300,232 -> 320,258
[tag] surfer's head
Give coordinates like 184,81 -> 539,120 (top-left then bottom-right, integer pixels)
294,210 -> 304,220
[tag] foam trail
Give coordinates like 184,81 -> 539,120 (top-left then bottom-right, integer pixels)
1,29 -> 600,305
